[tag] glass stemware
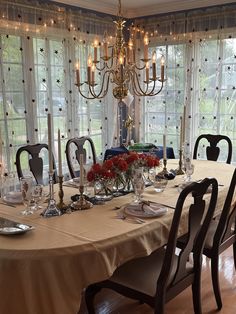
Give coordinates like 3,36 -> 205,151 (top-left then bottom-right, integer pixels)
31,184 -> 44,211
132,168 -> 145,203
184,159 -> 194,182
20,176 -> 34,215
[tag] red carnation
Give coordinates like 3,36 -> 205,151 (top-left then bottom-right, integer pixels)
87,170 -> 95,182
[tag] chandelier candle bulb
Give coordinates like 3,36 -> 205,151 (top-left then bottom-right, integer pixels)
161,55 -> 165,81
91,64 -> 95,84
79,154 -> 84,186
87,55 -> 92,84
75,61 -> 80,85
103,32 -> 108,59
128,39 -> 133,63
163,134 -> 167,160
152,51 -> 157,80
94,40 -> 98,62
58,129 -> 62,177
144,34 -> 149,60
145,62 -> 149,82
47,113 -> 53,173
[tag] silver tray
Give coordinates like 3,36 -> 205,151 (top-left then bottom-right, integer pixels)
0,217 -> 35,235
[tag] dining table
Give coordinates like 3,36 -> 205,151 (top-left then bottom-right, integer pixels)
0,160 -> 235,314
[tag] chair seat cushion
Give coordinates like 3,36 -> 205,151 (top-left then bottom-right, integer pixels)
109,247 -> 193,297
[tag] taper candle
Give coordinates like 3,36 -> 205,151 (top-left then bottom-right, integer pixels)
180,117 -> 183,149
182,105 -> 186,144
79,154 -> 84,186
163,134 -> 167,160
47,113 -> 53,173
58,129 -> 62,176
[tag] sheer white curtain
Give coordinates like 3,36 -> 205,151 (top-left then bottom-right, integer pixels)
0,0 -> 115,177
135,4 -> 236,163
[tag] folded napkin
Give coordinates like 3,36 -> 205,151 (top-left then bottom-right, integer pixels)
125,201 -> 167,217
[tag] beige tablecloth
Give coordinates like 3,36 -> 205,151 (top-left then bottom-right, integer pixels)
0,160 -> 234,314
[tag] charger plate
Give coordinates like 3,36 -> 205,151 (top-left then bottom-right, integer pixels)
124,203 -> 167,218
0,217 -> 34,235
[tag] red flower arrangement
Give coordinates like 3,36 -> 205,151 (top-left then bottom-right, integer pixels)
87,152 -> 159,183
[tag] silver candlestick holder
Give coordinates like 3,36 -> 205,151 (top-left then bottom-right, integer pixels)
157,158 -> 168,176
71,185 -> 93,211
41,171 -> 61,217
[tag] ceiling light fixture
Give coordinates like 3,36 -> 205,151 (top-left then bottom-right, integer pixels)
75,0 -> 165,101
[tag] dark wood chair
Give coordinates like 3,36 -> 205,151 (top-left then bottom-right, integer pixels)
66,136 -> 97,178
177,168 -> 236,310
15,143 -> 57,185
193,134 -> 232,164
84,178 -> 218,314
202,168 -> 236,309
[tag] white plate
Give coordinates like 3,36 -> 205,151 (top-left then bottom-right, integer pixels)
0,217 -> 34,235
124,203 -> 167,218
3,195 -> 23,205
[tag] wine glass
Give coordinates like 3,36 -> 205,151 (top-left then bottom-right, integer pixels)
185,160 -> 194,182
20,176 -> 34,215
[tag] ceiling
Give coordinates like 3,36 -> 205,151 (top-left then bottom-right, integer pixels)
49,0 -> 234,18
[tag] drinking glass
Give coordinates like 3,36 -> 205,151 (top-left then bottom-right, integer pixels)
132,168 -> 145,203
31,184 -> 44,211
20,176 -> 34,215
153,175 -> 168,192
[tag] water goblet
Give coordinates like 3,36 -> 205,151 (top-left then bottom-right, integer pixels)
20,176 -> 34,215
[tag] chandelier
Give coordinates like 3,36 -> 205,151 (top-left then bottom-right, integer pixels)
75,0 -> 165,100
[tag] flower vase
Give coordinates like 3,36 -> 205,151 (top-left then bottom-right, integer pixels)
123,170 -> 134,192
113,174 -> 125,196
94,180 -> 113,201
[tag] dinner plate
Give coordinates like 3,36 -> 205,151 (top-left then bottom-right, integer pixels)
0,217 -> 34,235
124,203 -> 168,218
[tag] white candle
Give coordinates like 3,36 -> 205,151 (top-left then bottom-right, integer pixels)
163,134 -> 167,160
143,34 -> 149,60
180,117 -> 183,149
58,129 -> 62,176
47,113 -> 53,173
182,105 -> 186,144
0,127 -> 2,164
80,154 -> 84,186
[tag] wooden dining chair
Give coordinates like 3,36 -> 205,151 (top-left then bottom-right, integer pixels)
177,168 -> 236,310
193,134 -> 232,164
15,143 -> 57,184
203,168 -> 236,309
66,136 -> 97,178
84,178 -> 218,314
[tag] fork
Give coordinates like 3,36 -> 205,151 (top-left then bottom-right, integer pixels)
116,213 -> 146,224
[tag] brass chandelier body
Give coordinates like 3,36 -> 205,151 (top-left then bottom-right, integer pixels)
75,0 -> 165,101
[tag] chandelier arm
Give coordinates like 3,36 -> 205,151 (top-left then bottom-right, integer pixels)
133,71 -> 152,95
147,80 -> 164,96
95,62 -> 106,72
133,63 -> 146,71
130,72 -> 146,96
88,70 -> 112,98
77,86 -> 100,100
